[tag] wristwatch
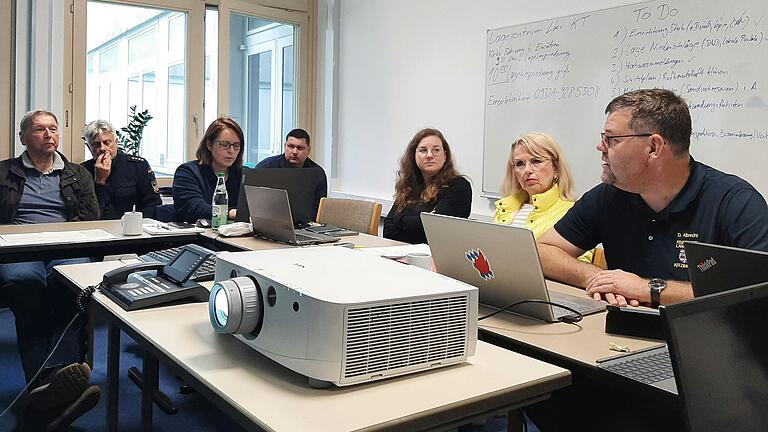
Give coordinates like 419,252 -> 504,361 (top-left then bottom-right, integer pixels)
649,278 -> 667,308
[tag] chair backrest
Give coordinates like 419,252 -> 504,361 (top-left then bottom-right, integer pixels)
316,197 -> 382,236
593,247 -> 607,269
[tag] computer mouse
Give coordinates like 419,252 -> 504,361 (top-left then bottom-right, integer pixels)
195,218 -> 212,228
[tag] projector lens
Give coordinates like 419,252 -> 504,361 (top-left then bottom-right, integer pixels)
208,277 -> 264,335
214,288 -> 229,326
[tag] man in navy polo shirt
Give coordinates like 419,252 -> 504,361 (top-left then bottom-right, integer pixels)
538,88 -> 768,308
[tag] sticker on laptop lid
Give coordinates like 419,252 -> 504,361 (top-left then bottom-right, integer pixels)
465,248 -> 494,281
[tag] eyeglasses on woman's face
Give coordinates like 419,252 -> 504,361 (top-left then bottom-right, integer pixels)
512,157 -> 550,171
213,140 -> 241,151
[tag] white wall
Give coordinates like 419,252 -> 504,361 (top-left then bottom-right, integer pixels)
334,0 -> 639,217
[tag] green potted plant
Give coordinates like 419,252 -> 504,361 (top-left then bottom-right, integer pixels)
116,105 -> 153,156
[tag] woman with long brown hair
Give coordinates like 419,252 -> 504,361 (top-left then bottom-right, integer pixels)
383,128 -> 472,244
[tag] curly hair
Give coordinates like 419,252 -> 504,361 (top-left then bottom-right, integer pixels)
393,128 -> 462,212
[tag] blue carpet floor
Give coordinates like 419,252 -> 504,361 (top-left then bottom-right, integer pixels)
0,307 -> 528,431
0,308 -> 247,431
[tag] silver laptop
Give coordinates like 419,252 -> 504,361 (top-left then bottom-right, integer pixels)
422,213 -> 605,322
244,185 -> 338,246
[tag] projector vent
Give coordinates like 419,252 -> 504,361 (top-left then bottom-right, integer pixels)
343,295 -> 468,378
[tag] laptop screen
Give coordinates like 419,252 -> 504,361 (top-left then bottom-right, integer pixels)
684,241 -> 768,296
244,185 -> 297,243
236,167 -> 324,226
663,282 -> 768,432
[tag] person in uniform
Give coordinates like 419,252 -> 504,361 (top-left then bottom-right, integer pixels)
81,119 -> 162,219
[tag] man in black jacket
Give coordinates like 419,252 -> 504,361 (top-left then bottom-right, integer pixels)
81,119 -> 162,219
0,110 -> 101,430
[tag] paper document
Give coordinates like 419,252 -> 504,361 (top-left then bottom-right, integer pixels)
0,229 -> 117,246
358,243 -> 432,259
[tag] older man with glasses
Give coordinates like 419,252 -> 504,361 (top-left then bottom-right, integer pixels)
537,88 -> 768,309
81,119 -> 162,219
0,110 -> 101,430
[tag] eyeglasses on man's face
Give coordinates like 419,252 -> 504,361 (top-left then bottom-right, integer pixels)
512,157 -> 550,171
214,140 -> 241,151
599,132 -> 653,149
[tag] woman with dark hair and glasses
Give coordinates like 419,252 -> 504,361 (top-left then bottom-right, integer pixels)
383,128 -> 472,244
173,116 -> 244,223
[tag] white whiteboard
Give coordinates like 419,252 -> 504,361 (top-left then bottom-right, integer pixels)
482,0 -> 768,197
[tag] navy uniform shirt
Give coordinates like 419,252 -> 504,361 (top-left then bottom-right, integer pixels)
554,158 -> 768,281
82,152 -> 162,219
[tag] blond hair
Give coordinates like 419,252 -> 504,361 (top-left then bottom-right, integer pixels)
500,132 -> 575,200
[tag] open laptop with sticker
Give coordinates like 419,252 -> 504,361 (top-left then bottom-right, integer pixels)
422,213 -> 605,322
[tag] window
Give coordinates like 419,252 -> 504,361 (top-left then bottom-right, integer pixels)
227,12 -> 296,165
99,44 -> 120,74
69,0 -> 311,171
128,29 -> 156,65
85,2 -> 188,174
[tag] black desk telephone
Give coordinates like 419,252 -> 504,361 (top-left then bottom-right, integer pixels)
101,244 -> 214,311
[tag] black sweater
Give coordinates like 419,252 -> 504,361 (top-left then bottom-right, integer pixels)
383,176 -> 472,244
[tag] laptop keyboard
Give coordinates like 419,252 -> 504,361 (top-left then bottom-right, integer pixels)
552,299 -> 598,314
549,291 -> 606,317
295,232 -> 317,242
140,246 -> 217,282
601,349 -> 674,385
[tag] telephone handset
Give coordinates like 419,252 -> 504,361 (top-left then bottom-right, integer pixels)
100,244 -> 214,311
102,262 -> 165,286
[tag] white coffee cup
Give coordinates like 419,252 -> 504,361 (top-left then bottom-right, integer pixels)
406,252 -> 433,270
121,211 -> 143,236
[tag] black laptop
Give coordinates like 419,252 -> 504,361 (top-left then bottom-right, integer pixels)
235,167 -> 324,226
684,241 -> 768,296
598,281 -> 768,431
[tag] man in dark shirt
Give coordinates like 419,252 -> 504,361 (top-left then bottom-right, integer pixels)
81,119 -> 162,219
538,89 -> 768,308
255,128 -> 328,219
0,110 -> 100,429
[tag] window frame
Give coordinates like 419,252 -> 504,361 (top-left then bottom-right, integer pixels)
70,0 -> 205,164
66,0 -> 314,171
216,0 -> 312,160
0,0 -> 13,159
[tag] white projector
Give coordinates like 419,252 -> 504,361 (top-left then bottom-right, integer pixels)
208,247 -> 478,387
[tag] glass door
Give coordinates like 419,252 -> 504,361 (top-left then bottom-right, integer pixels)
227,13 -> 295,165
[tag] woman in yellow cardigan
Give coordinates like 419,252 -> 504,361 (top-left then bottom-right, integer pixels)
494,132 -> 593,263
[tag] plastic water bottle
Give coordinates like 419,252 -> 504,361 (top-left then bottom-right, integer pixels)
212,173 -> 228,230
